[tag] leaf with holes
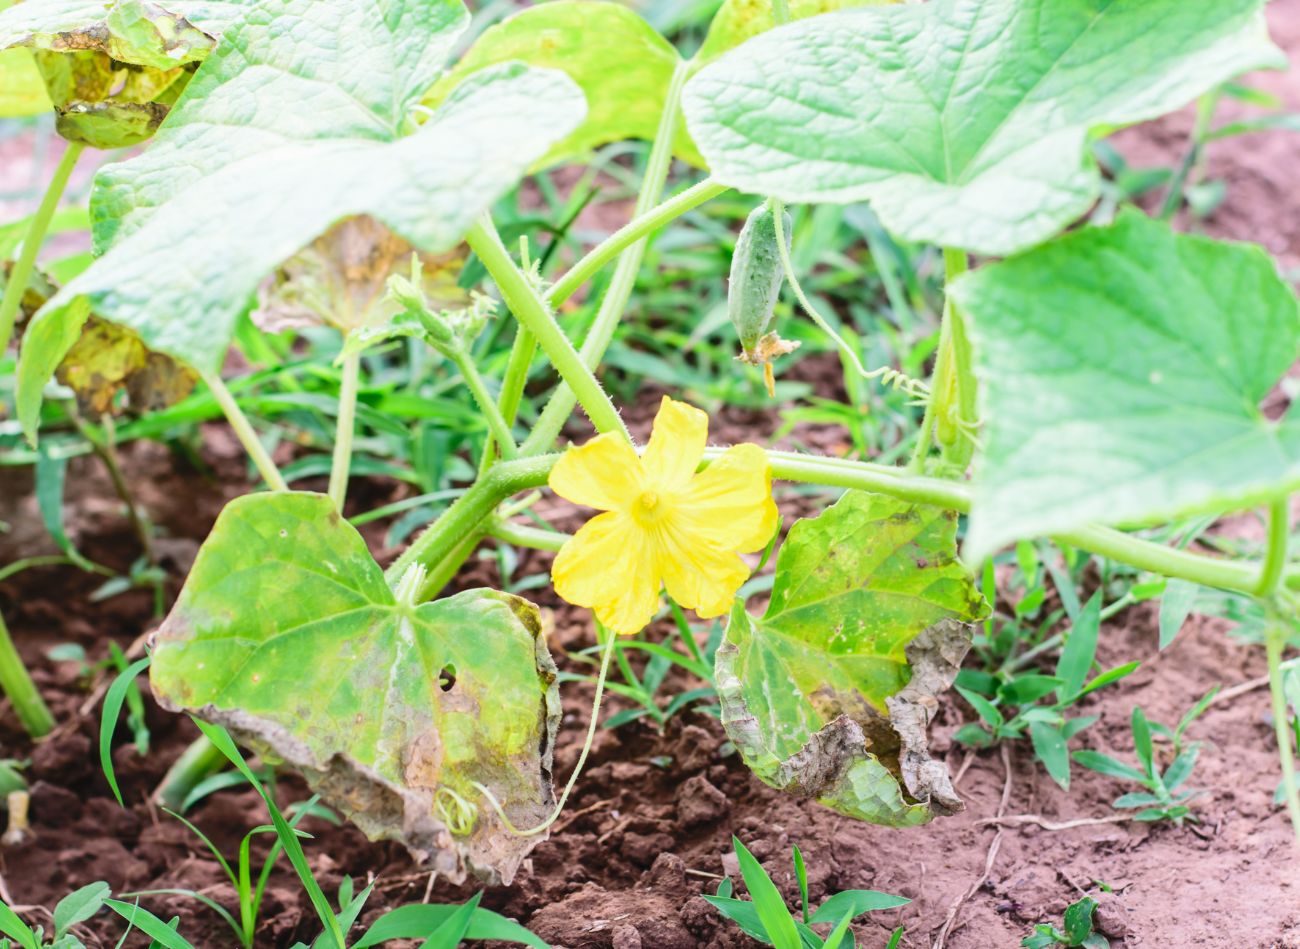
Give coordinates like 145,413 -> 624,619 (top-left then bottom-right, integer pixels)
149,492 -> 561,885
17,0 -> 586,439
953,212 -> 1300,563
0,0 -> 241,145
715,491 -> 988,827
683,0 -> 1281,255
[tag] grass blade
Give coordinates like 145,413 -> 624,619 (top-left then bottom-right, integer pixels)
100,656 -> 152,806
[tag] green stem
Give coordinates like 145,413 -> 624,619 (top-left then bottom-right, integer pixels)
327,351 -> 361,510
466,218 -> 628,442
1258,497 -> 1290,597
200,370 -> 288,492
1266,618 -> 1300,844
383,454 -> 559,591
1159,90 -> 1220,221
451,349 -> 518,459
153,735 -> 225,811
545,179 -> 729,309
0,607 -> 54,738
489,520 -> 568,552
0,142 -> 84,357
523,62 -> 691,455
478,326 -> 535,477
914,249 -> 976,471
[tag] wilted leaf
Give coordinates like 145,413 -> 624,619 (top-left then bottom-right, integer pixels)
57,317 -> 196,415
150,492 -> 561,885
0,0 -> 239,146
253,216 -> 467,336
684,0 -> 1282,255
716,491 -> 988,826
953,212 -> 1300,563
426,1 -> 697,165
18,0 -> 586,439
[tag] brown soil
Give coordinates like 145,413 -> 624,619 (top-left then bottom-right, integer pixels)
5,3 -> 1300,947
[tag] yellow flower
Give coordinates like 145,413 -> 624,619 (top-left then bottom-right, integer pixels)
549,396 -> 779,635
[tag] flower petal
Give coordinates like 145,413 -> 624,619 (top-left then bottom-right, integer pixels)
659,527 -> 751,619
549,432 -> 643,512
642,396 -> 708,491
677,443 -> 779,552
552,511 -> 661,635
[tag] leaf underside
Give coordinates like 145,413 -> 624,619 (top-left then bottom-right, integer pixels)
150,492 -> 561,885
955,211 -> 1300,562
17,0 -> 586,438
683,0 -> 1282,255
717,491 -> 988,827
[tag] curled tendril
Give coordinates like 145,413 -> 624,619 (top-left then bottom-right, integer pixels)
434,785 -> 479,837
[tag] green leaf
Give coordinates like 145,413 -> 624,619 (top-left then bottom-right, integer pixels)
0,0 -> 236,146
149,492 -> 560,886
683,0 -> 1281,255
955,213 -> 1300,563
426,1 -> 695,166
1159,580 -> 1199,650
1063,898 -> 1099,944
0,900 -> 38,949
18,0 -> 585,437
1028,721 -> 1070,791
1072,750 -> 1147,784
716,491 -> 989,827
1056,593 -> 1101,702
955,686 -> 1003,728
53,883 -> 111,939
695,0 -> 895,67
352,904 -> 548,949
418,892 -> 480,949
807,890 -> 909,924
1131,707 -> 1154,777
101,656 -> 152,807
102,901 -> 195,949
733,837 -> 802,949
999,675 -> 1064,706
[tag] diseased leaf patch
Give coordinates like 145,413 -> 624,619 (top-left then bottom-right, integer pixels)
716,491 -> 988,827
0,0 -> 240,146
150,492 -> 561,885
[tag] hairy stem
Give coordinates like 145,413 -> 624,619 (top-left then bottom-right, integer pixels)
545,179 -> 729,309
0,607 -> 54,738
328,351 -> 361,510
200,370 -> 288,492
489,519 -> 568,552
0,142 -> 84,357
1266,619 -> 1300,844
478,326 -> 535,477
451,348 -> 518,459
914,249 -> 976,471
524,63 -> 690,454
467,218 -> 628,442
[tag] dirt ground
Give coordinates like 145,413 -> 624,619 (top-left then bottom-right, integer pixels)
4,2 -> 1300,947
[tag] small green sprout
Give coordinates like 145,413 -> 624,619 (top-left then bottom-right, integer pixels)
1073,688 -> 1219,824
707,837 -> 908,949
1021,895 -> 1110,948
1,881 -> 111,949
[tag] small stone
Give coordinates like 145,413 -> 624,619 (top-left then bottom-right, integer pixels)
676,774 -> 729,828
611,923 -> 642,949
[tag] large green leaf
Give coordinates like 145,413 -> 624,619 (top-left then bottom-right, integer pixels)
150,492 -> 560,885
17,0 -> 586,438
0,0 -> 49,118
425,1 -> 695,166
953,212 -> 1300,563
0,0 -> 241,144
683,0 -> 1282,255
717,491 -> 988,826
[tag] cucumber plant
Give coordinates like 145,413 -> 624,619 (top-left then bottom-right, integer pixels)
2,0 -> 1299,909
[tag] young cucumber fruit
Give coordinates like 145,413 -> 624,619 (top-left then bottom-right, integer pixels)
728,202 -> 792,359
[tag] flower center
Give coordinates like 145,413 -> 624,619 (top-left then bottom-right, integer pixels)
632,489 -> 669,526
